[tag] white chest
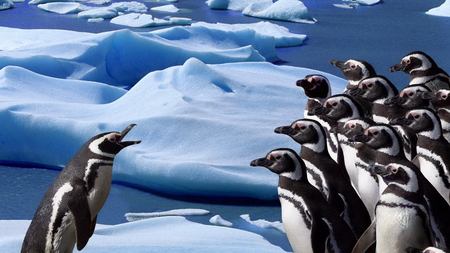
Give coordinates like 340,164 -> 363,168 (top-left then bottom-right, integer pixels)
86,163 -> 113,217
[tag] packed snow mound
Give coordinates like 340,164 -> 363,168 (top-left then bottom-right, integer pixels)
111,13 -> 191,27
38,2 -> 89,14
0,218 -> 287,252
242,0 -> 317,24
0,0 -> 13,10
0,25 -> 281,86
426,0 -> 450,17
0,56 -> 346,200
206,0 -> 270,11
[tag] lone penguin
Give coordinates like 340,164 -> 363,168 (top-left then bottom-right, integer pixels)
251,148 -> 357,253
21,124 -> 141,253
274,119 -> 371,238
389,51 -> 450,91
352,163 -> 434,253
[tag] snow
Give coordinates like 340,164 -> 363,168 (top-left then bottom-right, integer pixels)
242,0 -> 317,24
150,4 -> 179,12
125,209 -> 211,221
111,13 -> 191,27
210,215 -> 233,227
38,2 -> 89,14
77,1 -> 147,19
0,218 -> 287,252
426,0 -> 450,17
0,0 -> 13,10
240,214 -> 285,233
206,0 -> 269,11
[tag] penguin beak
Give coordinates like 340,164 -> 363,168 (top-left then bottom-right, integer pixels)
384,95 -> 406,106
348,133 -> 370,143
421,91 -> 441,102
329,60 -> 346,69
366,165 -> 391,177
296,78 -> 313,89
389,117 -> 412,126
274,126 -> 295,135
347,87 -> 364,96
118,124 -> 141,147
308,106 -> 330,116
250,158 -> 272,167
388,62 -> 406,72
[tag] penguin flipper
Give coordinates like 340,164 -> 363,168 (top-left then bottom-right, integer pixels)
67,184 -> 92,251
352,219 -> 376,253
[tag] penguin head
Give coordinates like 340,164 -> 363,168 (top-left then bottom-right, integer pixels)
391,109 -> 441,139
349,76 -> 398,102
308,94 -> 363,123
329,59 -> 376,84
275,119 -> 326,153
368,163 -> 419,192
384,85 -> 431,109
250,149 -> 305,179
422,89 -> 450,108
351,124 -> 402,155
296,74 -> 331,99
389,51 -> 437,74
88,124 -> 141,157
332,117 -> 375,139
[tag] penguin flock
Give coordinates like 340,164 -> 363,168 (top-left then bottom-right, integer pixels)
251,51 -> 450,253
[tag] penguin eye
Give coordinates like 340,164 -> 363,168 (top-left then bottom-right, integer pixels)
331,102 -> 338,107
403,59 -> 411,64
366,82 -> 373,88
300,125 -> 307,130
350,63 -> 356,69
407,91 -> 414,97
414,114 -> 420,119
441,93 -> 448,99
390,166 -> 398,174
371,130 -> 379,136
109,136 -> 116,142
348,123 -> 356,129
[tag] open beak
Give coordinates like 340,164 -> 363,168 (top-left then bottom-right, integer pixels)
118,124 -> 141,147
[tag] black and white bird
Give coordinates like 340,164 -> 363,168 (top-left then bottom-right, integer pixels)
332,117 -> 379,220
351,123 -> 450,249
352,162 -> 434,253
274,119 -> 371,238
421,89 -> 450,142
296,74 -> 332,119
390,108 -> 450,204
308,94 -> 364,163
407,246 -> 450,253
329,59 -> 377,90
384,84 -> 434,111
250,149 -> 357,253
21,124 -> 141,253
389,51 -> 450,91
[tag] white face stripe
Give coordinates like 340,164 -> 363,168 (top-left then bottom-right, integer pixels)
88,133 -> 117,158
299,121 -> 326,153
46,182 -> 73,253
335,96 -> 361,122
272,150 -> 303,181
384,163 -> 420,193
410,109 -> 441,139
405,53 -> 432,71
346,60 -> 370,78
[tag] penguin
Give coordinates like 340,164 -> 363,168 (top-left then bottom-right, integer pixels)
390,108 -> 450,204
308,94 -> 364,163
406,247 -> 450,253
21,124 -> 141,253
421,89 -> 450,142
389,51 -> 450,91
384,84 -> 434,111
348,76 -> 418,161
250,148 -> 357,253
329,59 -> 377,90
352,162 -> 434,253
351,123 -> 450,249
332,117 -> 379,220
296,74 -> 332,119
274,119 -> 371,238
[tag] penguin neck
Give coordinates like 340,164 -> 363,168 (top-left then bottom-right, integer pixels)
300,144 -> 328,158
417,127 -> 443,140
279,161 -> 306,182
381,183 -> 423,205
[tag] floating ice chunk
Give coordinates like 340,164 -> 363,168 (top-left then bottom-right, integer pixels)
356,0 -> 380,5
76,0 -> 110,4
88,17 -> 104,22
0,0 -> 13,10
38,2 -> 89,14
209,215 -> 233,227
240,214 -> 285,233
191,21 -> 307,47
426,0 -> 450,17
333,3 -> 356,9
125,209 -> 210,221
110,1 -> 147,12
243,0 -> 316,24
150,4 -> 179,12
111,13 -> 190,27
78,6 -> 118,18
29,0 -> 63,5
206,0 -> 270,11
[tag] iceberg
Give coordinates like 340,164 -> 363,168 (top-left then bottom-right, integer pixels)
242,0 -> 317,24
150,4 -> 179,12
78,1 -> 147,19
38,2 -> 89,14
426,0 -> 450,17
205,0 -> 270,11
0,0 -> 13,10
125,209 -> 210,221
111,13 -> 191,27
